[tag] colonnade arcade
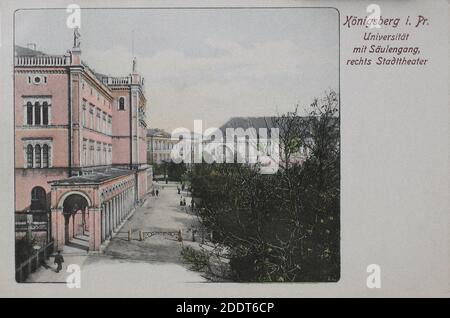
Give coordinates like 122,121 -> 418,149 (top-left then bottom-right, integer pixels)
50,174 -> 136,252
99,178 -> 135,245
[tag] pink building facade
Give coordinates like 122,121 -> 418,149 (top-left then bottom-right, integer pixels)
14,37 -> 152,252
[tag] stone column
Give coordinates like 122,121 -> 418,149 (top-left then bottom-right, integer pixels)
118,194 -> 121,225
121,192 -> 124,221
113,196 -> 117,229
88,207 -> 101,251
114,196 -> 118,229
101,204 -> 105,242
107,200 -> 112,237
126,189 -> 130,215
111,197 -> 115,231
51,208 -> 64,252
118,194 -> 121,224
129,188 -> 131,213
118,193 -> 121,223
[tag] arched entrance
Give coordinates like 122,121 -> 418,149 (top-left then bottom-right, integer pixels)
61,193 -> 89,249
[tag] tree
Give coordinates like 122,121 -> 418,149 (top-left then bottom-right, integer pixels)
167,160 -> 187,182
189,91 -> 340,282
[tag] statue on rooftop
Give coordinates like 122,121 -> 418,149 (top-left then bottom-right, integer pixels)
73,27 -> 81,48
132,57 -> 137,73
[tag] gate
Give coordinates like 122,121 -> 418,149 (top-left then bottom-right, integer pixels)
139,230 -> 182,242
15,211 -> 50,242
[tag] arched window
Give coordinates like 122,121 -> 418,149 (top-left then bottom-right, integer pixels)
31,186 -> 46,211
26,102 -> 33,125
26,145 -> 33,168
42,102 -> 49,125
34,102 -> 41,125
35,144 -> 41,168
119,97 -> 125,110
42,144 -> 49,168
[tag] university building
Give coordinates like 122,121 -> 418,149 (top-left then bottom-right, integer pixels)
14,33 -> 152,252
147,128 -> 179,164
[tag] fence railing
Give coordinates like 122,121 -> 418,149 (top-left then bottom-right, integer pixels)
139,230 -> 182,241
15,241 -> 54,283
101,76 -> 131,85
15,55 -> 71,66
15,211 -> 50,235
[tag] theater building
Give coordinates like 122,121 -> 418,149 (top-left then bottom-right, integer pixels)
14,33 -> 152,252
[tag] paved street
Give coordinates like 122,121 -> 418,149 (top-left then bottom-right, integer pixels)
26,182 -> 206,284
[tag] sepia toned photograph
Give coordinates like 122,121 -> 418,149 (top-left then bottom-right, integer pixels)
13,7 -> 339,284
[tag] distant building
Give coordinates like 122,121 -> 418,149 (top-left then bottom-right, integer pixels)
14,32 -> 152,252
205,116 -> 314,169
147,128 -> 179,164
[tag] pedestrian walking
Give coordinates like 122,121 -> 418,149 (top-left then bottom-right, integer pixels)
180,196 -> 183,206
54,251 -> 64,273
156,189 -> 159,197
183,198 -> 186,206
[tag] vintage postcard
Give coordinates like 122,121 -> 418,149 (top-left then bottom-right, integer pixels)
0,0 -> 448,299
12,5 -> 339,285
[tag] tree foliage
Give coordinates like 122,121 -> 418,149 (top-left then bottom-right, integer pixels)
190,91 -> 340,282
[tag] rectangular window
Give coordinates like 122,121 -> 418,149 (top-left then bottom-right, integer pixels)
89,105 -> 94,129
26,146 -> 33,168
96,109 -> 101,131
108,117 -> 112,134
35,145 -> 41,168
102,113 -> 107,133
82,100 -> 87,127
42,145 -> 49,168
97,147 -> 101,165
82,141 -> 87,166
90,143 -> 95,165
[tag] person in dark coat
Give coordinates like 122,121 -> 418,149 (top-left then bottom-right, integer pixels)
54,251 -> 64,273
155,189 -> 159,197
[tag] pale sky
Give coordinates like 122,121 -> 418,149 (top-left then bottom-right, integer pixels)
15,8 -> 338,132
